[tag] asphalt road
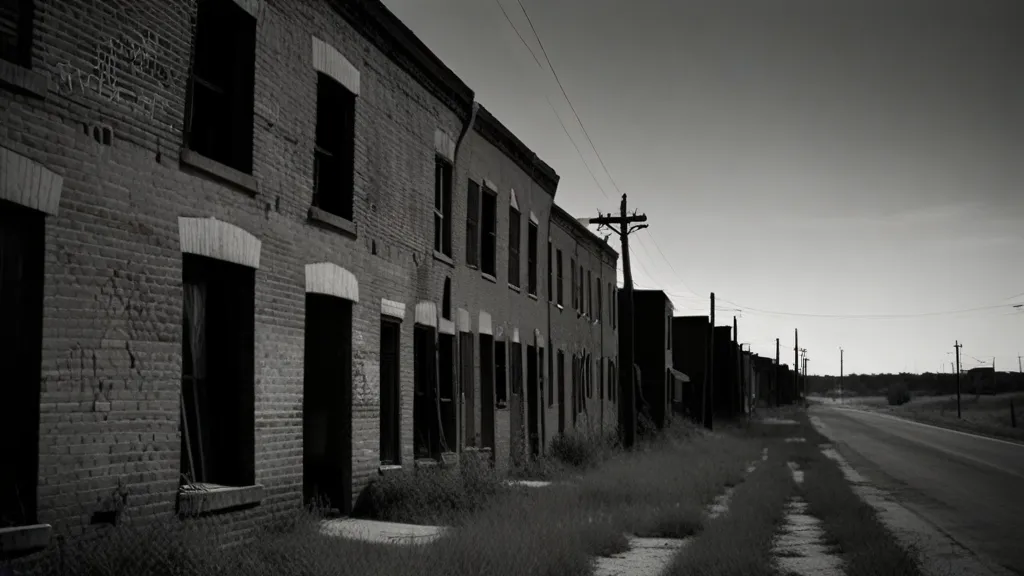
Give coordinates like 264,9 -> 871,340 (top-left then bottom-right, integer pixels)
810,406 -> 1024,575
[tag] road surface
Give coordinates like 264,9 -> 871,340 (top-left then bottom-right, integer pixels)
810,405 -> 1024,575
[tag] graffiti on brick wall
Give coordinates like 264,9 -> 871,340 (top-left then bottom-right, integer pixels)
52,26 -> 176,120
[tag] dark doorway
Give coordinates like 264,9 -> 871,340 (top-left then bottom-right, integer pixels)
303,293 -> 353,514
0,200 -> 44,528
414,325 -> 440,459
379,318 -> 401,465
438,333 -> 455,453
527,345 -> 539,457
557,351 -> 565,434
479,333 -> 495,456
495,340 -> 507,409
460,331 -> 475,447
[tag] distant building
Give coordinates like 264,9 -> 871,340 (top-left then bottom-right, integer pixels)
624,290 -> 675,430
672,316 -> 710,423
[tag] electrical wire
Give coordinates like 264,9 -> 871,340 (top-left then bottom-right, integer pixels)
715,296 -> 1012,320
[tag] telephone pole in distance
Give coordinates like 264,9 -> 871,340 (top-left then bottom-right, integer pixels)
592,194 -> 647,449
954,341 -> 963,419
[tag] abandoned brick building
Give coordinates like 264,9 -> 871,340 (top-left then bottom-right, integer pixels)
0,0 -> 620,556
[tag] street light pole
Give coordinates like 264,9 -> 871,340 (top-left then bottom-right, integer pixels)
839,347 -> 844,405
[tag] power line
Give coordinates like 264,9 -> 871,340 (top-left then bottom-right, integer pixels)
493,0 -> 610,200
515,0 -> 623,196
715,296 -> 1011,320
493,0 -> 542,68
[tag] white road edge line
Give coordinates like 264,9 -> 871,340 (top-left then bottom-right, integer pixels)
827,406 -> 1024,449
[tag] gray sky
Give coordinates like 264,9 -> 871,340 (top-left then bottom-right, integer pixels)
382,0 -> 1024,376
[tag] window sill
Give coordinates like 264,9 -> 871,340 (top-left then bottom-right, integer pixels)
414,459 -> 439,470
0,60 -> 48,99
177,483 -> 264,517
508,283 -> 521,293
0,523 -> 52,558
180,149 -> 260,196
482,272 -> 497,284
308,206 -> 358,238
556,304 -> 564,311
433,251 -> 454,267
467,263 -> 478,271
528,293 -> 538,301
378,464 -> 404,477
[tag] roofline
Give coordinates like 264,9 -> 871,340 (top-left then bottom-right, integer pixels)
474,104 -> 559,196
551,203 -> 618,260
330,0 -> 475,120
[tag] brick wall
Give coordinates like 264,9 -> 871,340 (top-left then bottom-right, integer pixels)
0,0 -> 470,541
548,207 -> 618,442
451,123 -> 554,469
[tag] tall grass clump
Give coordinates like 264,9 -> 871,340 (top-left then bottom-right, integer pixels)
352,455 -> 505,525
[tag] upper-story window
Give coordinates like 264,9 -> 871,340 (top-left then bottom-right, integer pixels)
570,258 -> 577,310
596,277 -> 602,323
546,240 -> 552,302
556,250 -> 564,306
508,206 -> 521,288
0,0 -> 33,68
527,220 -> 538,296
313,73 -> 356,222
481,185 -> 497,277
185,0 -> 257,175
466,180 -> 480,267
434,157 -> 453,258
587,269 -> 593,317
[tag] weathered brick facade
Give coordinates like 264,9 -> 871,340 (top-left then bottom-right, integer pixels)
0,0 -> 620,557
548,205 -> 619,441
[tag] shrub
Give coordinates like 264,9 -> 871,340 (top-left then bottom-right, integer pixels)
549,427 -> 619,470
352,457 -> 504,525
887,382 -> 911,406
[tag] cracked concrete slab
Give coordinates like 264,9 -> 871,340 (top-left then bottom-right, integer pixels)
320,518 -> 447,545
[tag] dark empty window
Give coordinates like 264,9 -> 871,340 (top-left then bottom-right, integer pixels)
434,157 -> 453,257
556,351 -> 564,410
466,180 -> 480,267
667,314 -> 672,350
556,250 -> 564,306
313,73 -> 356,222
180,253 -> 256,489
546,240 -> 552,301
481,188 -> 497,277
587,270 -> 593,317
495,340 -> 507,408
578,265 -> 584,315
442,277 -> 451,320
1,199 -> 44,528
185,0 -> 257,175
379,318 -> 401,465
570,258 -> 577,310
548,341 -> 555,407
596,277 -> 602,323
508,208 -> 521,288
510,341 -> 523,395
414,325 -> 440,459
527,221 -> 538,296
0,0 -> 33,68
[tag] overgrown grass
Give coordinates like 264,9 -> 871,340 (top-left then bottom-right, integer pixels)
352,455 -> 506,525
13,422 -> 761,576
795,413 -> 924,576
663,438 -> 797,576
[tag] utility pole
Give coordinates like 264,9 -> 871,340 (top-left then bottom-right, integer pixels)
774,338 -> 780,407
1018,355 -> 1022,373
839,347 -> 844,405
705,293 -> 715,430
794,329 -> 799,401
955,341 -> 962,419
592,194 -> 647,449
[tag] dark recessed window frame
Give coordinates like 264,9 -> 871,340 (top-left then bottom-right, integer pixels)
184,0 -> 257,176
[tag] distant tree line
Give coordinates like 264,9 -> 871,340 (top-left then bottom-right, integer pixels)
806,370 -> 1024,397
